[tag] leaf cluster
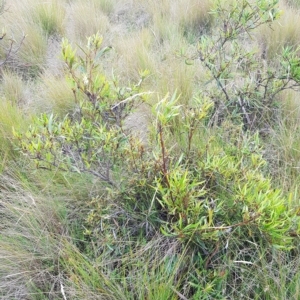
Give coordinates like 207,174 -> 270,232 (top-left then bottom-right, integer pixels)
152,99 -> 298,251
15,33 -> 147,185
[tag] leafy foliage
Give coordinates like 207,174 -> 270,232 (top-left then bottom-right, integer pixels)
13,1 -> 300,298
185,0 -> 300,130
152,96 -> 298,251
15,33 -> 148,184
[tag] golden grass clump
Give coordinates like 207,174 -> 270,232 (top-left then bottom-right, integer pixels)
174,0 -> 213,33
0,70 -> 26,105
17,24 -> 48,74
0,99 -> 29,161
114,28 -> 156,81
31,0 -> 66,36
157,60 -> 196,104
35,72 -> 77,116
139,0 -> 212,42
68,1 -> 110,44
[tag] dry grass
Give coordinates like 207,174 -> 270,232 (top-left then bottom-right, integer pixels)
285,0 -> 300,8
19,26 -> 48,74
0,2 -> 48,74
34,72 -> 77,116
156,54 -> 198,104
93,0 -> 117,14
256,1 -> 300,59
0,70 -> 26,105
31,0 -> 66,36
176,0 -> 213,33
0,99 -> 29,160
266,90 -> 300,193
114,28 -> 156,81
68,1 -> 110,44
139,0 -> 212,42
0,172 -> 66,299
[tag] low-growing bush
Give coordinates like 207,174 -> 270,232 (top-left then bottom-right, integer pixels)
13,1 -> 300,298
183,0 -> 300,131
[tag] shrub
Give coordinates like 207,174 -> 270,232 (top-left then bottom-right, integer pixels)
14,1 -> 300,298
15,32 -> 299,252
14,33 -> 148,184
183,0 -> 300,130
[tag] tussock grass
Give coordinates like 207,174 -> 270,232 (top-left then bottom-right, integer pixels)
0,99 -> 29,161
60,235 -> 184,300
224,247 -> 300,299
17,24 -> 48,75
140,0 -> 212,43
35,72 -> 77,116
256,2 -> 300,59
0,70 -> 26,105
157,57 -> 197,104
114,27 -> 198,102
286,0 -> 300,8
0,172 -> 66,299
68,2 -> 110,44
114,28 -> 156,81
31,0 -> 66,36
177,0 -> 213,34
265,90 -> 300,193
94,0 -> 117,15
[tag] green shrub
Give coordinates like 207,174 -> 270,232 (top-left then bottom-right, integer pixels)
14,33 -> 148,184
13,1 -> 300,298
183,0 -> 300,130
15,32 -> 299,252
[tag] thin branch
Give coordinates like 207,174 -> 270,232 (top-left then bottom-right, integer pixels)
238,96 -> 252,128
110,91 -> 153,110
0,34 -> 26,67
170,287 -> 189,300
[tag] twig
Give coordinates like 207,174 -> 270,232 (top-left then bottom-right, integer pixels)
0,34 -> 26,67
60,281 -> 67,300
199,214 -> 260,232
238,96 -> 252,129
110,91 -> 153,110
171,287 -> 189,300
